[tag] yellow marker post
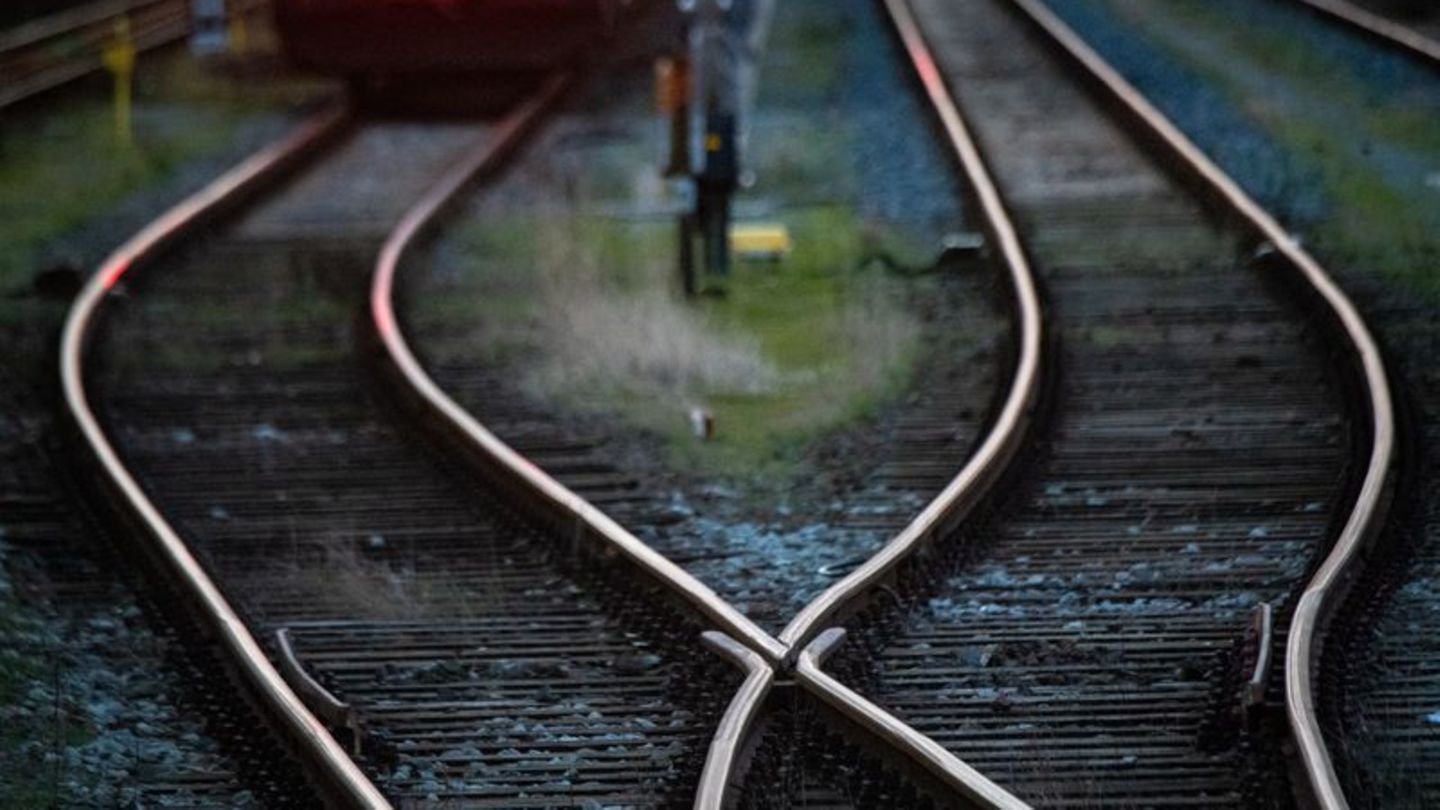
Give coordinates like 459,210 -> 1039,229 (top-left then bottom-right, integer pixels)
102,17 -> 136,146
228,3 -> 249,56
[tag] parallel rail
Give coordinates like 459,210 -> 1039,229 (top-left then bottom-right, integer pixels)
56,104 -> 389,808
990,2 -> 1397,809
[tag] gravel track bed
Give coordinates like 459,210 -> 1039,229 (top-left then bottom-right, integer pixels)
399,0 -> 1005,637
825,0 -> 1357,806
1035,1 -> 1440,804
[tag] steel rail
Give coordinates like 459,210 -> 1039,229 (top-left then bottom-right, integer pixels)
775,0 -> 1045,659
1287,0 -> 1440,65
690,0 -> 1047,803
695,632 -> 775,809
795,629 -> 1031,810
369,49 -> 1031,806
58,104 -> 390,808
368,75 -> 788,665
1002,2 -> 1396,808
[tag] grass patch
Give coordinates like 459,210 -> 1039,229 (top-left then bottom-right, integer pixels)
425,204 -> 925,480
0,24 -> 328,297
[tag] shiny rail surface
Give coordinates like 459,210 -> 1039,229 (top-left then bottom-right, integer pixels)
695,633 -> 774,809
368,75 -> 788,667
994,1 -> 1397,808
813,0 -> 1353,803
57,104 -> 390,808
776,0 -> 1046,660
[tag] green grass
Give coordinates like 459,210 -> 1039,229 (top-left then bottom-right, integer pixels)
0,30 -> 328,298
423,203 -> 925,481
1102,0 -> 1440,300
410,0 -> 959,485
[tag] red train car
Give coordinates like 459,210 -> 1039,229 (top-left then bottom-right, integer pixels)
274,0 -> 638,75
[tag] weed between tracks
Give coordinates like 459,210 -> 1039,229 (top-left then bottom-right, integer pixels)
432,204 -> 923,480
266,539 -> 483,621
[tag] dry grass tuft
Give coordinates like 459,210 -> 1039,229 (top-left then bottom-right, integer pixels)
526,217 -> 780,403
265,539 -> 479,621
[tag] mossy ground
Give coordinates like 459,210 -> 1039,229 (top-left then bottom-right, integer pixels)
433,201 -> 929,479
1094,0 -> 1440,299
0,17 -> 327,296
0,17 -> 329,806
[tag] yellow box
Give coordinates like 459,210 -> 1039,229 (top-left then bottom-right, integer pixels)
730,224 -> 792,260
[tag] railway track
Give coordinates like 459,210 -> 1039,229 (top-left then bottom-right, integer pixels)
62,86 -> 763,805
374,1 -> 1041,806
62,64 -> 978,805
791,0 -> 1395,808
51,0 -> 1402,806
369,60 -> 1027,805
1222,3 -> 1440,808
1318,293 -> 1439,810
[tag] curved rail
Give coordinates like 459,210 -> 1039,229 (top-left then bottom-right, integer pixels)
368,75 -> 788,665
795,629 -> 1031,810
776,0 -> 1045,658
1002,2 -> 1396,808
1288,0 -> 1440,65
695,632 -> 775,809
688,0 -> 1047,802
57,105 -> 390,808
